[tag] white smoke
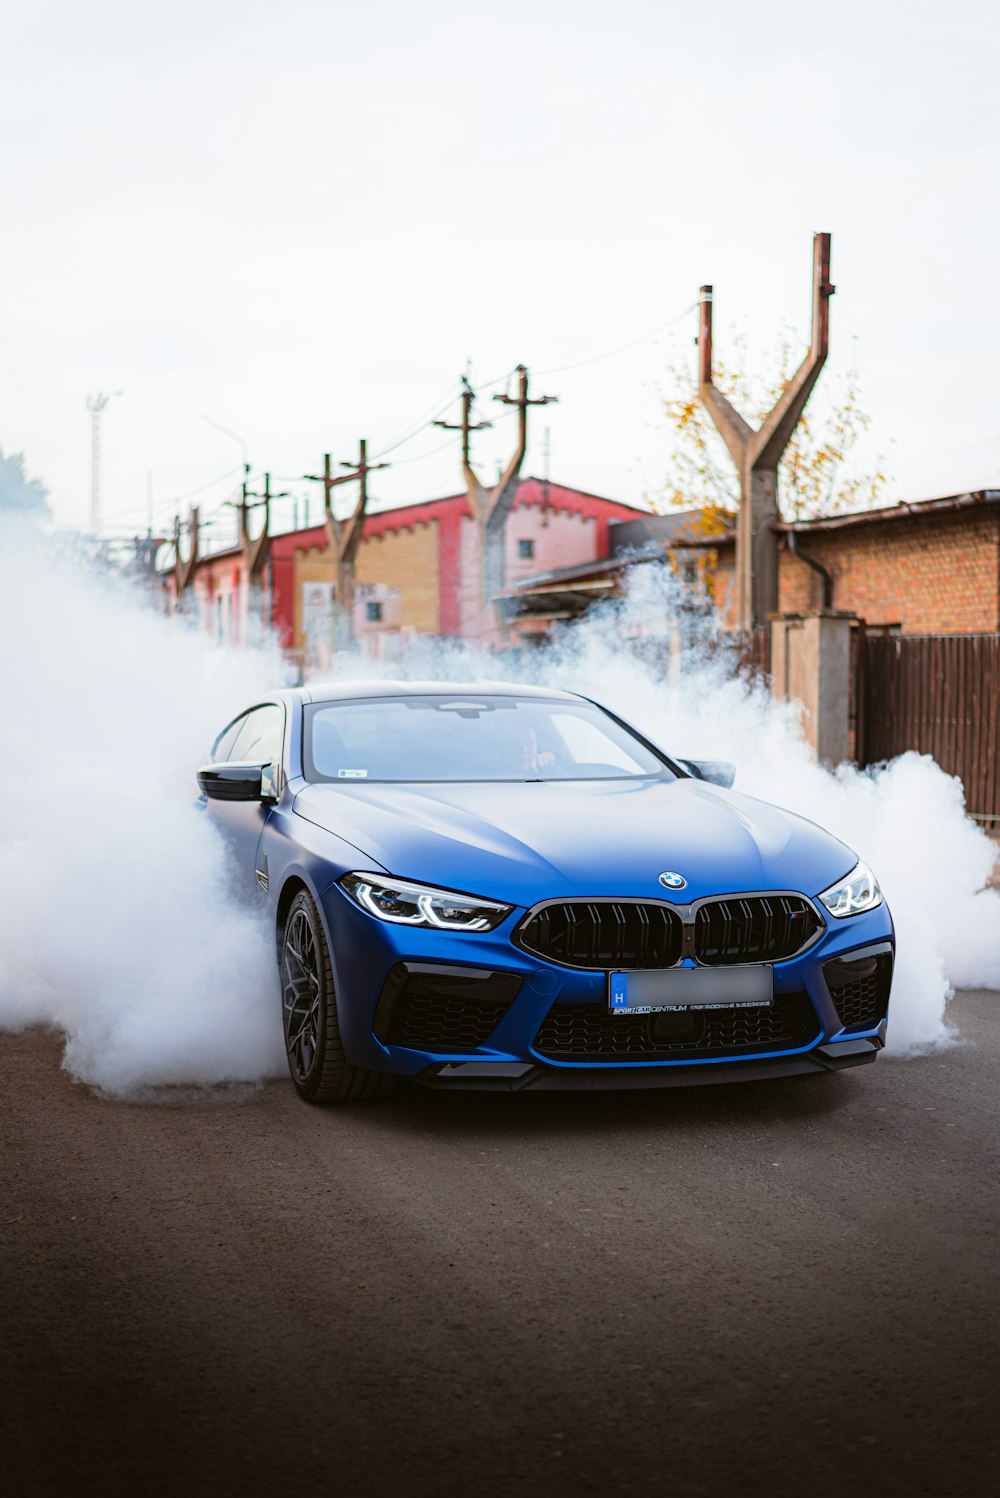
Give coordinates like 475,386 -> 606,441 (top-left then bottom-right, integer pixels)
0,521 -> 288,1095
0,526 -> 996,1097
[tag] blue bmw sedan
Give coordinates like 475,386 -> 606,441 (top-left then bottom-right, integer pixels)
197,681 -> 894,1103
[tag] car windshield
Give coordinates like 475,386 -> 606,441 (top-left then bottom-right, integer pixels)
303,695 -> 673,784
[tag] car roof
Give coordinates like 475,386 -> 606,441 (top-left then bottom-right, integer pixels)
300,678 -> 583,706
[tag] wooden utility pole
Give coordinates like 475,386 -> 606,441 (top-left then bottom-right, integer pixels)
304,439 -> 388,646
241,473 -> 288,583
698,232 -> 835,629
445,365 -> 556,631
433,375 -> 492,466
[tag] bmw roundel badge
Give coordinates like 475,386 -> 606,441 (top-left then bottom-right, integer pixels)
659,872 -> 687,890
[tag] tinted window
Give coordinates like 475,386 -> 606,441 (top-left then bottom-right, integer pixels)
211,714 -> 249,762
304,696 -> 671,784
230,704 -> 284,765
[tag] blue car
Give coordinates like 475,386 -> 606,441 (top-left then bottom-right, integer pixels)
197,681 -> 894,1103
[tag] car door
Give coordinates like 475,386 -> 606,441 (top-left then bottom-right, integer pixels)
203,702 -> 285,901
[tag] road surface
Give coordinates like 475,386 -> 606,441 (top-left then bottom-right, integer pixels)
2,990 -> 998,1498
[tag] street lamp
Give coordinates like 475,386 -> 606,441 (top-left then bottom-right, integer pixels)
199,413 -> 249,476
86,390 -> 122,536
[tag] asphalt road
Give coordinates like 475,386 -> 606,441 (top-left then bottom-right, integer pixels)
2,992 -> 998,1498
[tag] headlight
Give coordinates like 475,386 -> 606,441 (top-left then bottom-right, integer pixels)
339,873 -> 512,932
817,860 -> 883,918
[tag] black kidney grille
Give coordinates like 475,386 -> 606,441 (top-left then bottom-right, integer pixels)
516,902 -> 683,969
533,990 -> 818,1062
517,896 -> 822,970
694,896 -> 822,965
825,952 -> 892,1029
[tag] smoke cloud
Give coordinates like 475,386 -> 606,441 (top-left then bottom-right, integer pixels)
0,522 -> 287,1094
0,526 -> 997,1097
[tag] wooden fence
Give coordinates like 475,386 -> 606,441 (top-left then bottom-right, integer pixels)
731,626 -> 772,680
858,632 -> 1000,827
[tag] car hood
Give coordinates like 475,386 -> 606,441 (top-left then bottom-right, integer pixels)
292,778 -> 856,908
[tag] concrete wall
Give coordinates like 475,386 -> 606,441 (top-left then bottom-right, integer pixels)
771,613 -> 853,765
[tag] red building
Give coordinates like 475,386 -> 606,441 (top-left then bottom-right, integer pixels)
165,477 -> 645,671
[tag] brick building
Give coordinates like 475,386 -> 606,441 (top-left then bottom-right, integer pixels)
510,490 -> 1000,635
774,494 -> 1000,631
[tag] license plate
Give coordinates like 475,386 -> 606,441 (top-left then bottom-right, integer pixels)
609,965 -> 773,1016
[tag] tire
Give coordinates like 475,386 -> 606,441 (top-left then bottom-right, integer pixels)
279,889 -> 395,1104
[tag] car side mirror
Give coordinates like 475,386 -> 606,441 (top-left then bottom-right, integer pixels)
678,758 -> 736,789
197,761 -> 279,803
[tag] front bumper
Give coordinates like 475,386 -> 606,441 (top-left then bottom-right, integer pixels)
320,881 -> 895,1084
417,1035 -> 885,1090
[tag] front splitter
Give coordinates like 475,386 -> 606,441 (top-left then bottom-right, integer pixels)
415,1040 -> 881,1092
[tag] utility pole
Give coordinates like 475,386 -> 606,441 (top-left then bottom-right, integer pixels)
304,439 -> 388,648
173,507 -> 200,595
241,473 -> 288,584
541,424 -> 552,527
86,392 -> 119,536
698,233 -> 835,630
433,375 -> 492,467
447,365 -> 557,633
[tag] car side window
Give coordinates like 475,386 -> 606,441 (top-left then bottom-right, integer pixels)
229,704 -> 284,765
211,713 -> 249,762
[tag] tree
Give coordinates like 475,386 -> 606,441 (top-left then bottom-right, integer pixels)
659,331 -> 889,521
0,448 -> 51,519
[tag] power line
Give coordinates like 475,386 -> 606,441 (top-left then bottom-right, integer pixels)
532,302 -> 697,378
125,302 -> 696,547
369,368 -> 520,464
391,402 -> 523,469
365,315 -> 688,474
104,463 -> 245,528
370,378 -> 463,460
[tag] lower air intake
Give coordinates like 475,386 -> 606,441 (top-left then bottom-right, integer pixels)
825,951 -> 892,1029
376,965 -> 522,1051
533,991 -> 818,1063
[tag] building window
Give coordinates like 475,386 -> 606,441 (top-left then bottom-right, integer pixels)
366,600 -> 383,623
518,538 -> 535,560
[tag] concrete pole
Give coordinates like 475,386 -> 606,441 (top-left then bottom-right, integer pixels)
304,440 -> 387,648
698,234 -> 836,629
450,366 -> 557,636
174,506 -> 200,595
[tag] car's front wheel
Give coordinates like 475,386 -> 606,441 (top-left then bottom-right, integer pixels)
280,889 -> 394,1104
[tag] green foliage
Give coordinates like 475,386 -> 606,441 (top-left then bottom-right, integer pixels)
660,331 -> 889,520
0,448 -> 51,518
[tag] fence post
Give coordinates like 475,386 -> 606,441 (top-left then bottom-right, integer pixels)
770,611 -> 856,766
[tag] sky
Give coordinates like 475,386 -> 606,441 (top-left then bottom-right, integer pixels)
2,0 -> 998,541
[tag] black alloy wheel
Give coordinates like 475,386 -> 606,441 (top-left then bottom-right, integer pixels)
279,889 -> 395,1104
